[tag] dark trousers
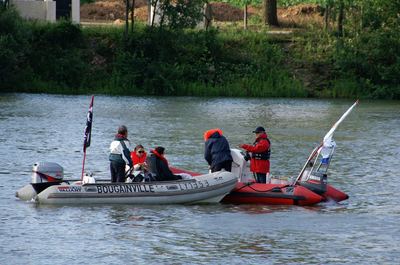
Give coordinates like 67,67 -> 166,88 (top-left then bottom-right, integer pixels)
110,162 -> 126,182
211,160 -> 232,173
254,173 -> 267,183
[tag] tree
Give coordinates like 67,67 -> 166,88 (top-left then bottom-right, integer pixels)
149,0 -> 205,30
263,0 -> 278,26
131,0 -> 136,33
124,0 -> 129,37
243,1 -> 248,30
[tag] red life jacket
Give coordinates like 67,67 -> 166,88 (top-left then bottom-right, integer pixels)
242,133 -> 271,174
130,151 -> 147,165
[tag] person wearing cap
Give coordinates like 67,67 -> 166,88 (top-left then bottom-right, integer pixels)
239,126 -> 271,183
146,146 -> 182,181
204,128 -> 233,172
130,144 -> 147,171
109,125 -> 133,182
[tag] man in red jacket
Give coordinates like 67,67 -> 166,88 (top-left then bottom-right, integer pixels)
239,126 -> 271,183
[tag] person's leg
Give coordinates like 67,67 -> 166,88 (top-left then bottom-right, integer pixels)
256,173 -> 266,183
116,164 -> 126,182
110,162 -> 117,183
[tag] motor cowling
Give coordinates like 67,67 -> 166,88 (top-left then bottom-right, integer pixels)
230,149 -> 253,182
32,162 -> 64,184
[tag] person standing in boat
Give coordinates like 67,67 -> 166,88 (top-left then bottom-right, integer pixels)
204,128 -> 233,172
130,144 -> 147,171
239,126 -> 271,183
146,146 -> 183,181
109,125 -> 133,182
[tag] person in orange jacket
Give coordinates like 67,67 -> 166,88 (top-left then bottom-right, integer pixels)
239,126 -> 271,183
204,128 -> 233,172
130,144 -> 147,171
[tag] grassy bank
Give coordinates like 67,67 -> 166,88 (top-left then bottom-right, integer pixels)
0,8 -> 305,97
1,7 -> 399,99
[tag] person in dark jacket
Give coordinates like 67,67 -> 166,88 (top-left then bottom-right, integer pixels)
109,125 -> 133,182
204,128 -> 233,172
146,146 -> 182,181
239,126 -> 271,183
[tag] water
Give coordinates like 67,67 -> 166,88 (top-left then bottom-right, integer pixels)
0,94 -> 399,264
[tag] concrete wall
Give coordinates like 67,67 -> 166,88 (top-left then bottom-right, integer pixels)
71,0 -> 79,24
12,0 -> 56,22
11,0 -> 80,23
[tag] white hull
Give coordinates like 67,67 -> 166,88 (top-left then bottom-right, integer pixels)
19,171 -> 237,205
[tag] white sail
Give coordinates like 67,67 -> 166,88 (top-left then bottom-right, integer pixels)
323,100 -> 359,145
294,100 -> 359,184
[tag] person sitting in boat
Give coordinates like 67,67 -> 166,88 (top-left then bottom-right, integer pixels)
239,126 -> 271,183
109,125 -> 133,183
146,146 -> 183,181
130,144 -> 147,171
204,128 -> 233,172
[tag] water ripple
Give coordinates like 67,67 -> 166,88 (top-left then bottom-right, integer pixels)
1,94 -> 399,264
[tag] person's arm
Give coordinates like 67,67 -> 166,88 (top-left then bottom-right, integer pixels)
204,140 -> 212,165
240,139 -> 269,153
120,141 -> 133,167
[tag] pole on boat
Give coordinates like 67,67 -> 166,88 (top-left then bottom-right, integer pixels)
293,100 -> 359,185
81,95 -> 94,180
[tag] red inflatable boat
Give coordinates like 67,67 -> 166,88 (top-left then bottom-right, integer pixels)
221,182 -> 323,206
174,101 -> 357,206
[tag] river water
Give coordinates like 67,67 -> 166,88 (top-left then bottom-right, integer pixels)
0,94 -> 399,264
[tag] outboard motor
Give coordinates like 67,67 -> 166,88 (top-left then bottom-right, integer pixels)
31,162 -> 64,193
230,149 -> 253,182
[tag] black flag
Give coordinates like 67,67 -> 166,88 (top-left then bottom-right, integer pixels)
83,96 -> 94,152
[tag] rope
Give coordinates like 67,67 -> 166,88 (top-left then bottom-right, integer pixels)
236,182 -> 290,193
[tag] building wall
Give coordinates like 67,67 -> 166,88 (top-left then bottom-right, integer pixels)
11,0 -> 80,23
11,0 -> 56,22
71,0 -> 79,23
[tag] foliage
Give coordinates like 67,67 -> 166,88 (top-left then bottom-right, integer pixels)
0,6 -> 305,98
0,8 -> 32,90
150,0 -> 205,29
2,1 -> 400,99
213,0 -> 323,7
80,0 -> 95,5
283,0 -> 400,99
28,20 -> 89,90
329,0 -> 400,98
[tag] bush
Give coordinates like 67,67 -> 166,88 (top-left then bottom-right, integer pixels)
28,21 -> 89,89
0,8 -> 32,91
334,28 -> 400,99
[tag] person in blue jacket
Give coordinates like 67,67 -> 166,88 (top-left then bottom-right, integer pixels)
109,125 -> 133,182
204,128 -> 233,173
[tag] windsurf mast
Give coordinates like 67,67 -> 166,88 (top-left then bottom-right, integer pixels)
293,100 -> 359,185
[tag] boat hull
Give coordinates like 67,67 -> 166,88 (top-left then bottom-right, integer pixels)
33,171 -> 237,205
221,182 -> 323,206
299,180 -> 349,202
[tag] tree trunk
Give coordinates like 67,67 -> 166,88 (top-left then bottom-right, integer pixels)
204,3 -> 212,30
131,0 -> 135,33
263,0 -> 279,27
337,0 -> 344,36
151,0 -> 159,27
324,4 -> 330,30
244,4 -> 248,30
125,0 -> 129,37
